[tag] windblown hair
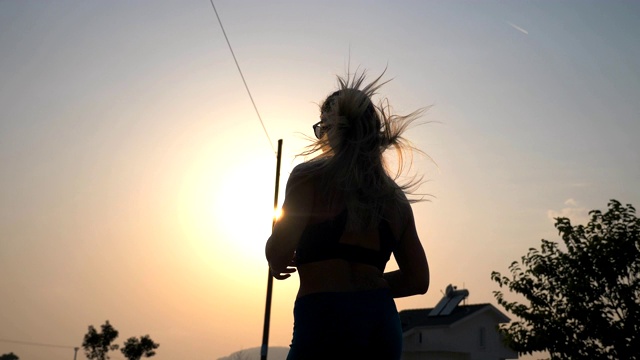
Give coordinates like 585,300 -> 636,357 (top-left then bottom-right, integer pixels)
297,70 -> 427,231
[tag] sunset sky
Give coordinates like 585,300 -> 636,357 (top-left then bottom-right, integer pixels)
1,1 -> 639,359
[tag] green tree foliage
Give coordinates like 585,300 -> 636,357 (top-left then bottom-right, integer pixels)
82,321 -> 119,360
120,335 -> 159,360
0,352 -> 19,360
492,200 -> 640,359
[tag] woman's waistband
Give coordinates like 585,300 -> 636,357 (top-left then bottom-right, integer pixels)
295,287 -> 392,303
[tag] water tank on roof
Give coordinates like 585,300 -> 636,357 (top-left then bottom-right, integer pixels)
428,284 -> 469,316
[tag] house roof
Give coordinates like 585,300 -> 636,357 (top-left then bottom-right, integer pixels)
399,303 -> 509,332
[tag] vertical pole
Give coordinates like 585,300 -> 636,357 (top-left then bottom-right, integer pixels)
73,347 -> 78,360
261,139 -> 283,360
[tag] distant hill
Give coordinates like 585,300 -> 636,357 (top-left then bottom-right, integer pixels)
217,346 -> 289,360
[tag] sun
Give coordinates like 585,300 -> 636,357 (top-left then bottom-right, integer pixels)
213,169 -> 278,243
177,150 -> 286,270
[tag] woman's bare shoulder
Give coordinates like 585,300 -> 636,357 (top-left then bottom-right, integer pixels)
383,193 -> 414,237
289,161 -> 326,186
285,163 -> 317,197
289,163 -> 314,182
291,160 -> 324,175
386,187 -> 412,214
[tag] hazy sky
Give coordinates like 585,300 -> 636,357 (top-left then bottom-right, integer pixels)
1,1 -> 639,359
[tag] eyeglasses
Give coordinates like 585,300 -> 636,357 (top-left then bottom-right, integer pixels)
312,121 -> 329,139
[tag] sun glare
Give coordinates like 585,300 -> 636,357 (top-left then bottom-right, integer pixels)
178,149 -> 286,278
273,206 -> 283,222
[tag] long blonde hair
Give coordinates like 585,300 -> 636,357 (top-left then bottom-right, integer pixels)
298,70 -> 427,231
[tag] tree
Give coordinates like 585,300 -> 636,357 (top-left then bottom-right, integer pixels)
120,335 -> 159,360
0,353 -> 19,360
82,320 -> 119,360
491,199 -> 640,359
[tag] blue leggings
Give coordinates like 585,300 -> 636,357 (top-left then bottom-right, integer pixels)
286,288 -> 402,360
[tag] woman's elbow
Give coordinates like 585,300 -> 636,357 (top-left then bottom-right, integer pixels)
415,279 -> 429,295
265,239 -> 275,262
399,269 -> 429,296
413,268 -> 430,295
265,240 -> 293,272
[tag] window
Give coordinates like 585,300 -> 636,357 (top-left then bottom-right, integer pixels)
479,327 -> 486,348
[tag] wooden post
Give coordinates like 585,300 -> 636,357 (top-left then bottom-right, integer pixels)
261,139 -> 283,360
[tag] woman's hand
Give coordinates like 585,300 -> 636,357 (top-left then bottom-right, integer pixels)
270,261 -> 297,280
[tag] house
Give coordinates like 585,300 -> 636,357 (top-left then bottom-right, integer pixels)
399,285 -> 518,360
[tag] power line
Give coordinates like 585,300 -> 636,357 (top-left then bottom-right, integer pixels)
208,0 -> 277,155
0,338 -> 76,350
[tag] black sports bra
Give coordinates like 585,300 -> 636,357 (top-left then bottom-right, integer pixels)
294,209 -> 396,272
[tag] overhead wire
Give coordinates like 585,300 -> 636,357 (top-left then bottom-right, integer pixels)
0,338 -> 76,350
208,0 -> 277,155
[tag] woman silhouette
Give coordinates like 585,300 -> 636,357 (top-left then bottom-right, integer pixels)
266,71 -> 430,360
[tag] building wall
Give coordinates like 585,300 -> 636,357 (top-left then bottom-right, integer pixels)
445,313 -> 516,360
402,351 -> 470,360
402,311 -> 518,360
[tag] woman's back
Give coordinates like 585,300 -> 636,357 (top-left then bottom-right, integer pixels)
293,172 -> 411,297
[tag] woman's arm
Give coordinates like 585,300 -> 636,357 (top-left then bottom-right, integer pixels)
265,167 -> 313,280
384,202 -> 430,297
